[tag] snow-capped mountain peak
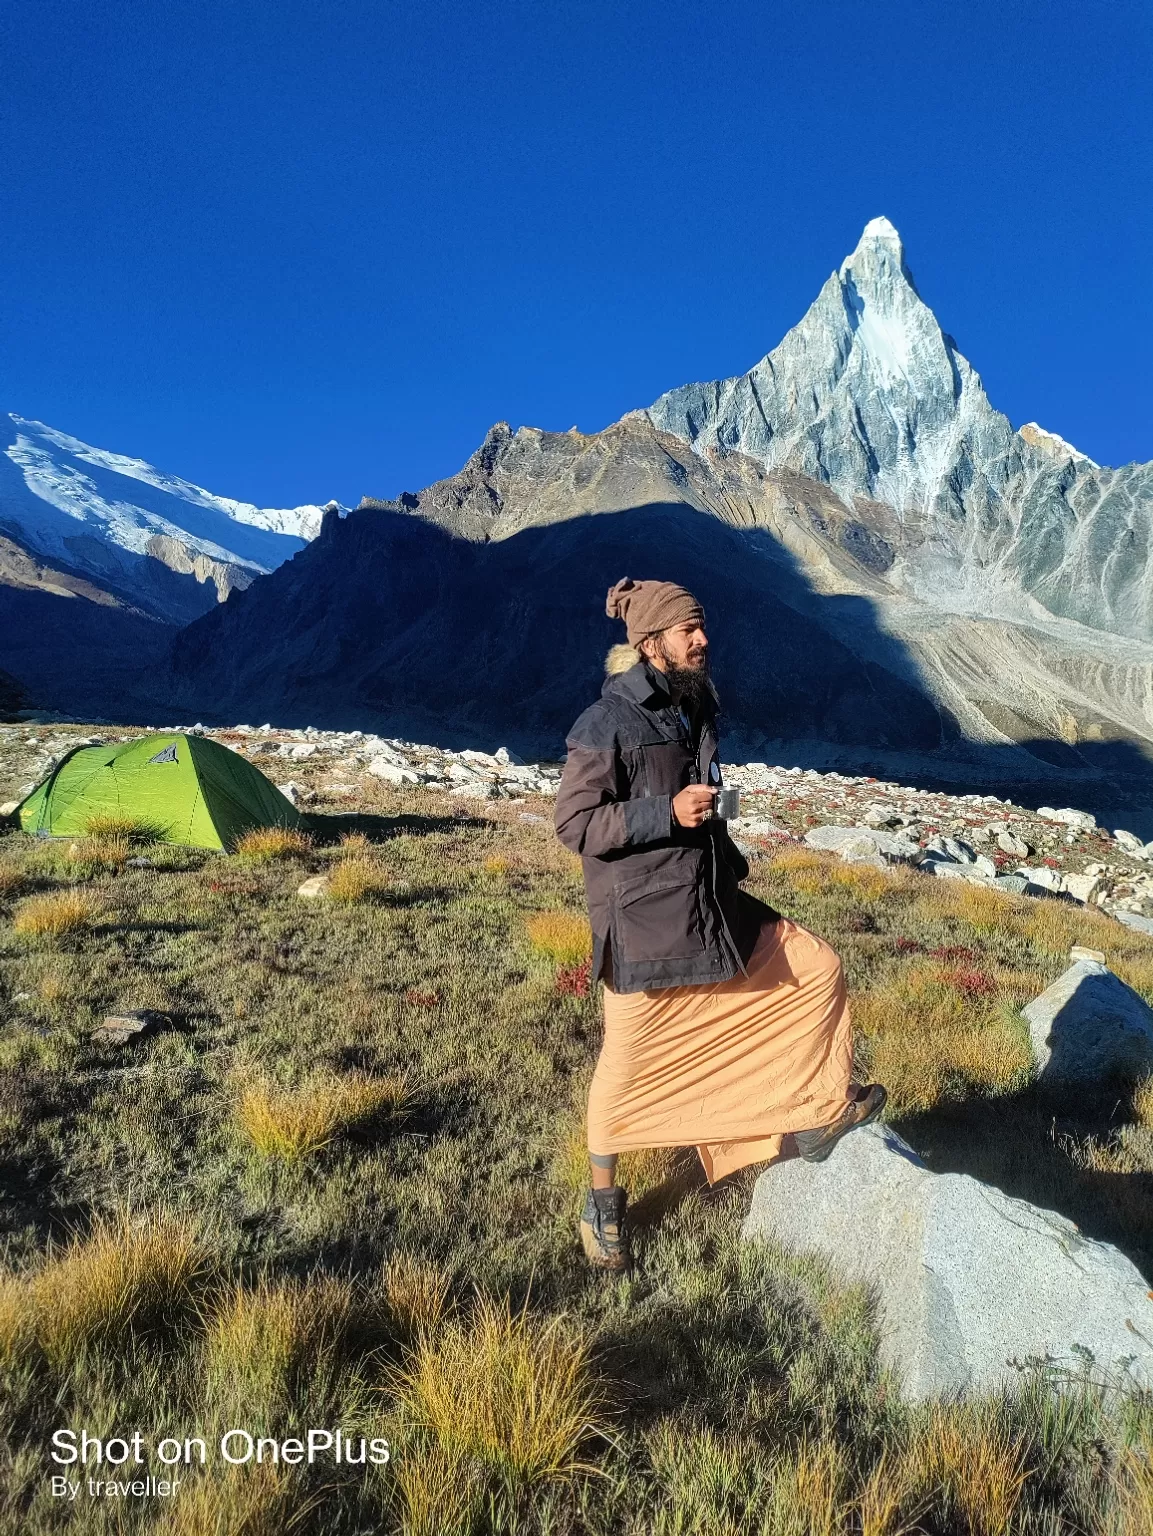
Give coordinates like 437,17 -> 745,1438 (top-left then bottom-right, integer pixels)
0,413 -> 338,623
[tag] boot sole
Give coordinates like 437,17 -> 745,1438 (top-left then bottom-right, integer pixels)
796,1086 -> 887,1164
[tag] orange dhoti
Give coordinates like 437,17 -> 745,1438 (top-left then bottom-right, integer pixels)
588,918 -> 854,1183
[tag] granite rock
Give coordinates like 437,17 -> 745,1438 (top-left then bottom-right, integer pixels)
741,1124 -> 1153,1399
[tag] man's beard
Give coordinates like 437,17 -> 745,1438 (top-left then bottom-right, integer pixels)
654,637 -> 711,708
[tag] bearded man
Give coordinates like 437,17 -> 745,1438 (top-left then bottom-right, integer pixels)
554,577 -> 885,1272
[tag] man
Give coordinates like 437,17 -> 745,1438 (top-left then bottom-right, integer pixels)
554,577 -> 885,1271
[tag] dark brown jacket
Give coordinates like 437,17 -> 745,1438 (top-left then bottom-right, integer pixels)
554,652 -> 778,993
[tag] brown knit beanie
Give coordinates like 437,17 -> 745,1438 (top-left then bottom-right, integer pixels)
605,578 -> 706,646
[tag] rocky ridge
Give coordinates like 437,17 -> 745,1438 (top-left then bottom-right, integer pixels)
8,720 -> 1153,928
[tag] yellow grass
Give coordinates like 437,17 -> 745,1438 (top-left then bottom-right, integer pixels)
168,1464 -> 310,1536
205,1275 -> 356,1414
856,1448 -> 923,1536
233,826 -> 312,861
1111,950 -> 1153,1004
1114,1443 -> 1153,1536
12,889 -> 100,936
525,910 -> 592,965
237,1073 -> 409,1160
1131,1075 -> 1153,1131
904,1405 -> 1029,1536
328,857 -> 390,903
853,965 -> 1035,1116
337,831 -> 372,856
483,854 -> 511,876
0,864 -> 23,898
395,1294 -> 607,1483
552,1120 -> 680,1209
392,1441 -> 477,1535
82,812 -> 161,843
384,1253 -> 453,1341
69,832 -> 131,868
37,967 -> 70,1005
3,1213 -> 209,1369
767,1436 -> 847,1536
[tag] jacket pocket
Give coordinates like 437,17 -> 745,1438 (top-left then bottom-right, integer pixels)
614,868 -> 706,963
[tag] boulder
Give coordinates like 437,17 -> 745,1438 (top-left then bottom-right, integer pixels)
1062,872 -> 1101,905
741,1124 -> 1153,1399
1022,960 -> 1153,1081
297,875 -> 330,899
1113,829 -> 1147,857
923,835 -> 977,864
92,1009 -> 169,1045
997,828 -> 1030,857
1111,910 -> 1153,937
730,817 -> 792,841
803,824 -> 918,862
276,781 -> 300,806
1037,806 -> 1097,832
367,759 -> 420,785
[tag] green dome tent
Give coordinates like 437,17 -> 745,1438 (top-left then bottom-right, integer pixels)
16,734 -> 303,851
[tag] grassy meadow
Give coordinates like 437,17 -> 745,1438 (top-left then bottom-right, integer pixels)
1,779 -> 1152,1533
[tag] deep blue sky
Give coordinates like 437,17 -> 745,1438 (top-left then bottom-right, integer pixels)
2,0 -> 1150,508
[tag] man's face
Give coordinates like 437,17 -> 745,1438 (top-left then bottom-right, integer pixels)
649,621 -> 708,673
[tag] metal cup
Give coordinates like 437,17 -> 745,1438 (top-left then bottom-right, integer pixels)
714,786 -> 741,820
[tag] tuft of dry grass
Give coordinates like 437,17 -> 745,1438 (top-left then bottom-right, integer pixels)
12,889 -> 100,937
0,864 -> 23,898
233,826 -> 312,861
1131,1076 -> 1153,1131
168,1464 -> 311,1536
69,833 -> 131,869
765,1436 -> 847,1536
853,964 -> 1036,1116
1113,1442 -> 1153,1536
391,1441 -> 477,1536
394,1293 -> 607,1484
82,813 -> 161,844
237,1073 -> 409,1160
3,1213 -> 209,1369
525,910 -> 592,966
483,854 -> 511,877
383,1253 -> 453,1340
204,1275 -> 357,1415
328,857 -> 390,904
337,831 -> 372,856
903,1404 -> 1029,1536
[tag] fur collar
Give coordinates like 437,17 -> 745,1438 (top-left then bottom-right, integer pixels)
605,643 -> 641,675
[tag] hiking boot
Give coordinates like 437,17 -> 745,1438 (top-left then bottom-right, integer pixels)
793,1083 -> 887,1164
579,1185 -> 631,1273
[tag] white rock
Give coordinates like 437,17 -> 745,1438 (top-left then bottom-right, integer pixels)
997,828 -> 1030,857
923,835 -> 977,864
1037,806 -> 1097,831
0,801 -> 18,817
495,746 -> 525,765
1062,872 -> 1102,905
1113,829 -> 1146,856
742,1124 -> 1153,1399
367,759 -> 419,785
297,875 -> 330,899
1022,960 -> 1153,1081
276,782 -> 300,806
803,824 -> 918,862
730,817 -> 791,841
1111,910 -> 1153,937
